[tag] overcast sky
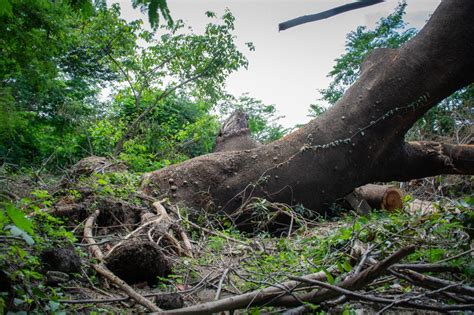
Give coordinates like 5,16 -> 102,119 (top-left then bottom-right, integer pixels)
118,0 -> 440,127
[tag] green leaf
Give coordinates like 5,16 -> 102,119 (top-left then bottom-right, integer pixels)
48,300 -> 60,312
5,204 -> 35,236
0,0 -> 13,17
337,262 -> 345,273
354,222 -> 361,232
323,269 -> 335,284
343,260 -> 353,272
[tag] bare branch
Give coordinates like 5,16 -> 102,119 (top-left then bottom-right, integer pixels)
279,0 -> 384,31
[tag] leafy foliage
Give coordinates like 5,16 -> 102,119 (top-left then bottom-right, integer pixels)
0,192 -> 77,313
0,1 -> 253,172
0,0 -> 118,166
132,0 -> 172,29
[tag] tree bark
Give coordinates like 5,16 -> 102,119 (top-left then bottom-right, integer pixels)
142,0 -> 474,215
214,110 -> 260,153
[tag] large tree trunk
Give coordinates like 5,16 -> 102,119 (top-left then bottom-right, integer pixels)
142,0 -> 474,215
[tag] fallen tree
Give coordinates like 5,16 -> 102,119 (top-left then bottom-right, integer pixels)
142,0 -> 474,216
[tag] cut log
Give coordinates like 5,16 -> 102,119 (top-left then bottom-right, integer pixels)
355,184 -> 404,211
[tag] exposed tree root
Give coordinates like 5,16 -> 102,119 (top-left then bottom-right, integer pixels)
83,210 -> 162,312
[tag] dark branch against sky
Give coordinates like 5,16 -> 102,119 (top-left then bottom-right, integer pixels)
279,0 -> 385,31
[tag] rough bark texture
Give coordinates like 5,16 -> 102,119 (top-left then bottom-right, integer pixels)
214,110 -> 260,152
142,0 -> 474,215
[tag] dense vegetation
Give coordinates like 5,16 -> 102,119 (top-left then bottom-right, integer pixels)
0,0 -> 285,173
0,1 -> 472,313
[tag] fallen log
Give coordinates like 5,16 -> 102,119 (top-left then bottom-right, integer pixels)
215,110 -> 405,217
141,0 -> 474,216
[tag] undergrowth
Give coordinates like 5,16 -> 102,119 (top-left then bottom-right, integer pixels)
172,196 -> 473,306
0,180 -> 472,313
0,191 -> 77,314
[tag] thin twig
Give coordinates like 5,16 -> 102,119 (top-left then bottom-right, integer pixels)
436,248 -> 473,264
393,263 -> 461,273
375,283 -> 461,314
215,268 -> 230,301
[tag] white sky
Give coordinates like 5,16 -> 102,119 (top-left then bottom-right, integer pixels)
118,0 -> 440,127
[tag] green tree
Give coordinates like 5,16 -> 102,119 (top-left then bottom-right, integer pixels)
103,9 -> 252,155
91,91 -> 220,172
0,0 -> 122,167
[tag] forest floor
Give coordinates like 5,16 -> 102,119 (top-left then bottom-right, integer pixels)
0,157 -> 473,314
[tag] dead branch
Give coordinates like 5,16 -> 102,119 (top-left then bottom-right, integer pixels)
154,270 -> 330,314
59,292 -> 183,309
388,268 -> 474,304
289,276 -> 472,313
393,263 -> 461,273
393,268 -> 474,297
84,210 -> 104,262
92,264 -> 162,312
214,268 -> 230,301
355,184 -> 404,211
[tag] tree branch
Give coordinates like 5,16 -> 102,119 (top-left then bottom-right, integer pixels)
385,142 -> 474,181
272,245 -> 416,306
278,0 -> 384,31
156,246 -> 415,313
290,276 -> 472,313
104,49 -> 139,102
